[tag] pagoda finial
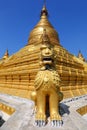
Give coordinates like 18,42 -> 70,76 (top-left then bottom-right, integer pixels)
3,49 -> 9,59
77,50 -> 85,62
40,1 -> 48,17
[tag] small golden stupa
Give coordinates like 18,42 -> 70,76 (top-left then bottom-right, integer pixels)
0,5 -> 87,99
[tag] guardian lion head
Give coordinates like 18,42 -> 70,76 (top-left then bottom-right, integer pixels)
40,29 -> 56,70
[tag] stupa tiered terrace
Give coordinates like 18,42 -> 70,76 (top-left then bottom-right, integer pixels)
0,6 -> 87,99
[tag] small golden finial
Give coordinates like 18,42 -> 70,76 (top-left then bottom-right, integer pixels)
78,50 -> 85,61
3,49 -> 9,59
40,0 -> 48,17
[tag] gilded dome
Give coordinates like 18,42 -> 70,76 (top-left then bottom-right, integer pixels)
27,6 -> 60,46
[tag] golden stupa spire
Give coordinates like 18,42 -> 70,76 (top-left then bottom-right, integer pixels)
28,1 -> 60,46
77,50 -> 85,61
40,0 -> 48,17
3,49 -> 9,59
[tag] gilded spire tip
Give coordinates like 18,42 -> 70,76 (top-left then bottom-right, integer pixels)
3,49 -> 9,59
40,3 -> 48,17
44,0 -> 46,6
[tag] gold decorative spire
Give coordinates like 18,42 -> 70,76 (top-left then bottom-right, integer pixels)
28,4 -> 60,46
3,49 -> 9,59
77,50 -> 85,61
40,5 -> 48,17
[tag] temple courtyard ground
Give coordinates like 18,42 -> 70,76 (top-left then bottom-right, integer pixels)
0,93 -> 87,130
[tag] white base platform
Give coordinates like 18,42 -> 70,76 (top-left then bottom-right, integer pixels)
0,93 -> 87,130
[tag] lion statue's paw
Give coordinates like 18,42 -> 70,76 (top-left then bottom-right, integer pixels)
50,114 -> 63,127
35,120 -> 46,127
51,120 -> 63,127
35,113 -> 46,127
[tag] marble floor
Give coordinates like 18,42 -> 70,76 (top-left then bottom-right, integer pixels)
0,93 -> 87,130
82,114 -> 87,121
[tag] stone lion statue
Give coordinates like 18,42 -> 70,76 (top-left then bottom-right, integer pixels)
31,29 -> 63,127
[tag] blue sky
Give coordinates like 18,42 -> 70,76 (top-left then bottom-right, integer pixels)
0,0 -> 87,59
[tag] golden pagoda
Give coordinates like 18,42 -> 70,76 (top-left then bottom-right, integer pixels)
0,5 -> 87,99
